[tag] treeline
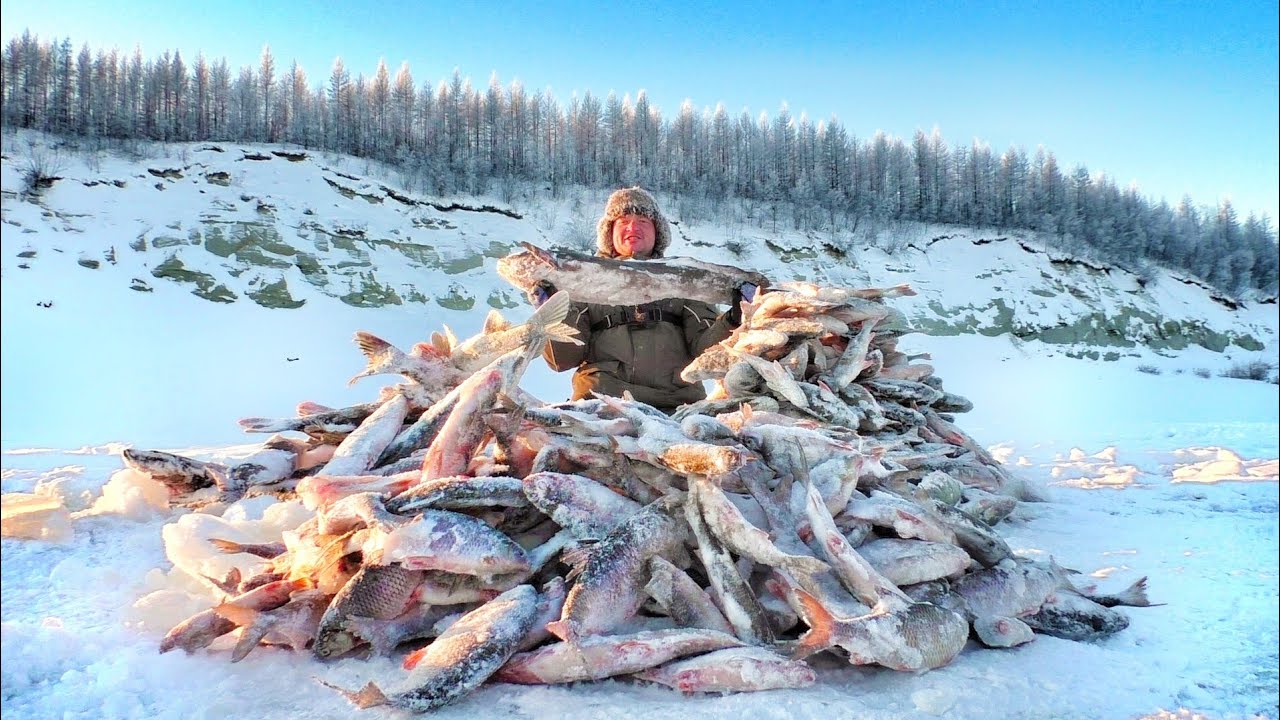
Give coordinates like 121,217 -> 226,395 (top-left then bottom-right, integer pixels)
2,32 -> 1275,296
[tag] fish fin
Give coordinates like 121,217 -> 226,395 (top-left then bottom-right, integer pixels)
561,545 -> 594,582
430,331 -> 453,355
402,645 -> 429,670
296,401 -> 334,415
202,566 -> 241,594
410,341 -> 448,360
522,241 -> 560,268
483,308 -> 512,334
211,601 -> 257,627
545,619 -> 575,643
529,290 -> 571,329
317,678 -> 389,709
790,589 -> 836,660
544,323 -> 584,346
230,621 -> 273,663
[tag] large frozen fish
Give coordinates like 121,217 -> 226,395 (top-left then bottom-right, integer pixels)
493,628 -> 744,684
325,584 -> 543,712
548,497 -> 686,642
497,241 -> 769,306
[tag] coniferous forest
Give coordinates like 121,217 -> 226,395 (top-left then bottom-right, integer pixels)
3,33 -> 1276,297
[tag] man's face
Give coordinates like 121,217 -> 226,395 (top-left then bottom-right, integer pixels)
611,214 -> 656,259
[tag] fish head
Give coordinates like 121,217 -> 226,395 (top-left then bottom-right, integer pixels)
312,626 -> 357,660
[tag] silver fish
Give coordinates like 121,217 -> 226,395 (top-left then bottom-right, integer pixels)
645,556 -> 735,635
548,497 -> 686,642
237,402 -> 379,435
494,628 -> 744,684
854,537 -> 972,586
343,603 -> 474,656
325,584 -> 543,712
317,393 -> 409,476
684,489 -> 776,645
387,476 -> 528,514
1023,591 -> 1132,641
521,471 -> 642,540
374,509 -> 531,578
635,646 -> 816,693
313,564 -> 426,659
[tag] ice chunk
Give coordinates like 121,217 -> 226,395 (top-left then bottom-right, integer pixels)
1,492 -> 73,542
85,468 -> 169,518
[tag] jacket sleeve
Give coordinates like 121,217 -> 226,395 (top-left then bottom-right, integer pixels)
683,300 -> 736,357
544,301 -> 591,372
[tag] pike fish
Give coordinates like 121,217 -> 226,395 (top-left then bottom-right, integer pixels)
497,241 -> 770,306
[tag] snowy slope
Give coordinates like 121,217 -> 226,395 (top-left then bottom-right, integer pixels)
2,132 -> 1277,720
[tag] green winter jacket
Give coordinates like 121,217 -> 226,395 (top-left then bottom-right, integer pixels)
544,297 -> 736,410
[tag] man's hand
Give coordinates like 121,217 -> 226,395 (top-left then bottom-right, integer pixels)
529,280 -> 557,307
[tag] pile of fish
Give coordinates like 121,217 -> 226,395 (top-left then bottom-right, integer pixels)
129,246 -> 1157,714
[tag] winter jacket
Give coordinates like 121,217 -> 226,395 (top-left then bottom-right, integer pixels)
544,297 -> 736,410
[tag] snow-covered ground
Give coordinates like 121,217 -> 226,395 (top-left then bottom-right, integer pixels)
2,137 -> 1277,720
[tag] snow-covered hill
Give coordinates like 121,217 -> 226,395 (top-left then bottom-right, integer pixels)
2,130 -> 1276,450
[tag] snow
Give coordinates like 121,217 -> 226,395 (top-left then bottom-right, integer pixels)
2,135 -> 1277,720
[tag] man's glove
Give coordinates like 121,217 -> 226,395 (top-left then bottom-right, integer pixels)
727,282 -> 758,325
529,280 -> 557,307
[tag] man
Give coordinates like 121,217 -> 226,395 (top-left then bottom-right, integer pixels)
530,186 -> 755,411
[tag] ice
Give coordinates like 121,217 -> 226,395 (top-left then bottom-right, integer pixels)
1,492 -> 72,541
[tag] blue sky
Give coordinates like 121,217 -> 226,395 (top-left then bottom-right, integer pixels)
4,0 -> 1277,222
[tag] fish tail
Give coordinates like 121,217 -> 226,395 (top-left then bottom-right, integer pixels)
515,291 -> 573,365
349,332 -> 401,385
202,567 -> 242,594
544,322 -> 584,346
529,290 -> 570,331
790,589 -> 836,660
1095,576 -> 1162,607
230,620 -> 273,663
317,678 -> 389,709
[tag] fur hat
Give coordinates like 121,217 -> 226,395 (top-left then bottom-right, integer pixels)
595,186 -> 671,258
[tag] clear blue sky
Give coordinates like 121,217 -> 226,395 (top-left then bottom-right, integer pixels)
4,0 -> 1277,222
